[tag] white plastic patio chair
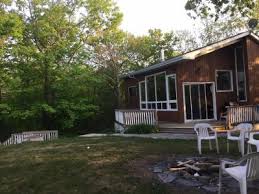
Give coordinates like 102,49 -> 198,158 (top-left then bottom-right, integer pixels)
218,152 -> 259,194
227,123 -> 253,156
248,132 -> 259,153
194,123 -> 219,155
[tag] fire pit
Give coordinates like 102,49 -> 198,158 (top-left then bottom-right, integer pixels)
152,156 -> 259,193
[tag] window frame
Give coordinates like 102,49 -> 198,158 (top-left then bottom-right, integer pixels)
166,74 -> 178,111
139,81 -> 147,110
128,86 -> 137,97
215,70 -> 234,92
139,72 -> 178,111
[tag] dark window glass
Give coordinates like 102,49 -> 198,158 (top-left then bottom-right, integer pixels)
141,104 -> 146,109
235,47 -> 247,101
216,71 -> 232,91
206,84 -> 214,119
139,82 -> 146,101
200,85 -> 207,119
191,85 -> 201,120
147,76 -> 155,101
156,73 -> 166,101
184,85 -> 192,120
170,103 -> 177,109
168,76 -> 177,100
128,86 -> 137,97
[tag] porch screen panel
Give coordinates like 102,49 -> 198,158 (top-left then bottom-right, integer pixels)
147,76 -> 155,102
206,84 -> 214,119
191,85 -> 201,120
156,73 -> 166,101
235,47 -> 247,101
184,85 -> 192,120
139,82 -> 146,109
167,75 -> 178,110
200,85 -> 207,119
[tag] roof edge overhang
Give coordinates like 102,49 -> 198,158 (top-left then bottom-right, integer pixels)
121,31 -> 258,79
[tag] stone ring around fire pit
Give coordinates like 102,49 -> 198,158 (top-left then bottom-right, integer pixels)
152,156 -> 259,193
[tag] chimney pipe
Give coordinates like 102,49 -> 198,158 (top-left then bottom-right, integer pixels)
161,49 -> 165,61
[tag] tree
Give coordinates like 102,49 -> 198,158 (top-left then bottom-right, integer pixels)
185,0 -> 259,45
174,30 -> 199,53
0,0 -> 123,132
199,17 -> 246,45
185,0 -> 256,20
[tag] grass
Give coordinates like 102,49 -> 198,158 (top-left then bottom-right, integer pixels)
0,136 -> 242,194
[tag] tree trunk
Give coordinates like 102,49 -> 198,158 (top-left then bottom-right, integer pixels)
42,62 -> 51,130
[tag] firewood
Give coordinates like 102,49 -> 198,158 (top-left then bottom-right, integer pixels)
177,161 -> 201,171
176,160 -> 193,167
169,167 -> 187,172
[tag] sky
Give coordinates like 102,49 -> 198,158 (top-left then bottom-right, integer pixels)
115,0 -> 199,35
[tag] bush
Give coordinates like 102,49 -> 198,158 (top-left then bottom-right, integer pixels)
125,124 -> 159,134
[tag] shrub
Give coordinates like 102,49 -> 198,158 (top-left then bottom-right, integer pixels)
125,124 -> 159,134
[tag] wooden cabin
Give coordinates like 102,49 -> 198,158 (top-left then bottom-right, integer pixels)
116,31 -> 259,131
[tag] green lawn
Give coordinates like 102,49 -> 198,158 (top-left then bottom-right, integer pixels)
0,137 -> 240,194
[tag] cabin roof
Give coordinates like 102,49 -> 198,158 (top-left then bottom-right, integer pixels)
122,31 -> 259,79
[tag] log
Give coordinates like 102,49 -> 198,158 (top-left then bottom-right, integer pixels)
177,161 -> 201,171
176,160 -> 193,167
169,167 -> 187,172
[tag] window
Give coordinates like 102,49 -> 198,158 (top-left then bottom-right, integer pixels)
167,75 -> 178,110
128,86 -> 137,97
139,81 -> 147,109
139,73 -> 178,111
235,46 -> 247,101
147,76 -> 156,101
216,70 -> 233,92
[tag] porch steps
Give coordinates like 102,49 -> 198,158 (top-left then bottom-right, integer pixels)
158,121 -> 226,134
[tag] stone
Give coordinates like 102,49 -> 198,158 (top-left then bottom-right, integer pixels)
153,161 -> 169,173
175,178 -> 202,187
202,185 -> 218,193
157,172 -> 177,183
153,166 -> 163,173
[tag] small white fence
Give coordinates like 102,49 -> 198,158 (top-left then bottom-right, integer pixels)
2,130 -> 58,146
227,105 -> 259,128
115,109 -> 157,133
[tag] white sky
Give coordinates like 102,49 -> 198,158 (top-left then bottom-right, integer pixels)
115,0 -> 199,35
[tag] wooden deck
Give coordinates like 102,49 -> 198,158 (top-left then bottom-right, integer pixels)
158,121 -> 226,134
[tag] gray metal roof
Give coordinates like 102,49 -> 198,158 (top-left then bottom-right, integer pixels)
122,31 -> 258,79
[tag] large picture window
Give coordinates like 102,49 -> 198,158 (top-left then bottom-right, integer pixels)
139,73 -> 178,111
235,46 -> 247,101
139,81 -> 146,109
167,75 -> 178,110
215,70 -> 233,92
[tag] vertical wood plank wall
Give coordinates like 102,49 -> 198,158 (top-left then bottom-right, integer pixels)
246,37 -> 259,104
124,38 -> 259,123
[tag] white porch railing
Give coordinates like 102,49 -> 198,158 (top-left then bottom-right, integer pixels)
227,105 -> 259,128
2,130 -> 58,146
115,109 -> 157,128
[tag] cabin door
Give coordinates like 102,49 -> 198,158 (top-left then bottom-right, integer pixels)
183,83 -> 216,122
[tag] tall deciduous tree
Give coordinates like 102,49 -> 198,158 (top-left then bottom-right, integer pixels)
0,0 -> 122,132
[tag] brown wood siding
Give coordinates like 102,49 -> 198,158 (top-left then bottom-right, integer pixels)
245,37 -> 259,104
123,39 -> 258,123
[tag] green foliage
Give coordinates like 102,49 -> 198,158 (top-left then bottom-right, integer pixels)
0,0 -> 199,137
185,0 -> 256,20
125,124 -> 159,134
0,0 -> 123,135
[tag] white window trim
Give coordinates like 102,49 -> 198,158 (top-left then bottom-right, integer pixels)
139,72 -> 178,111
166,74 -> 178,111
215,70 -> 234,92
182,82 -> 217,123
139,81 -> 147,110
